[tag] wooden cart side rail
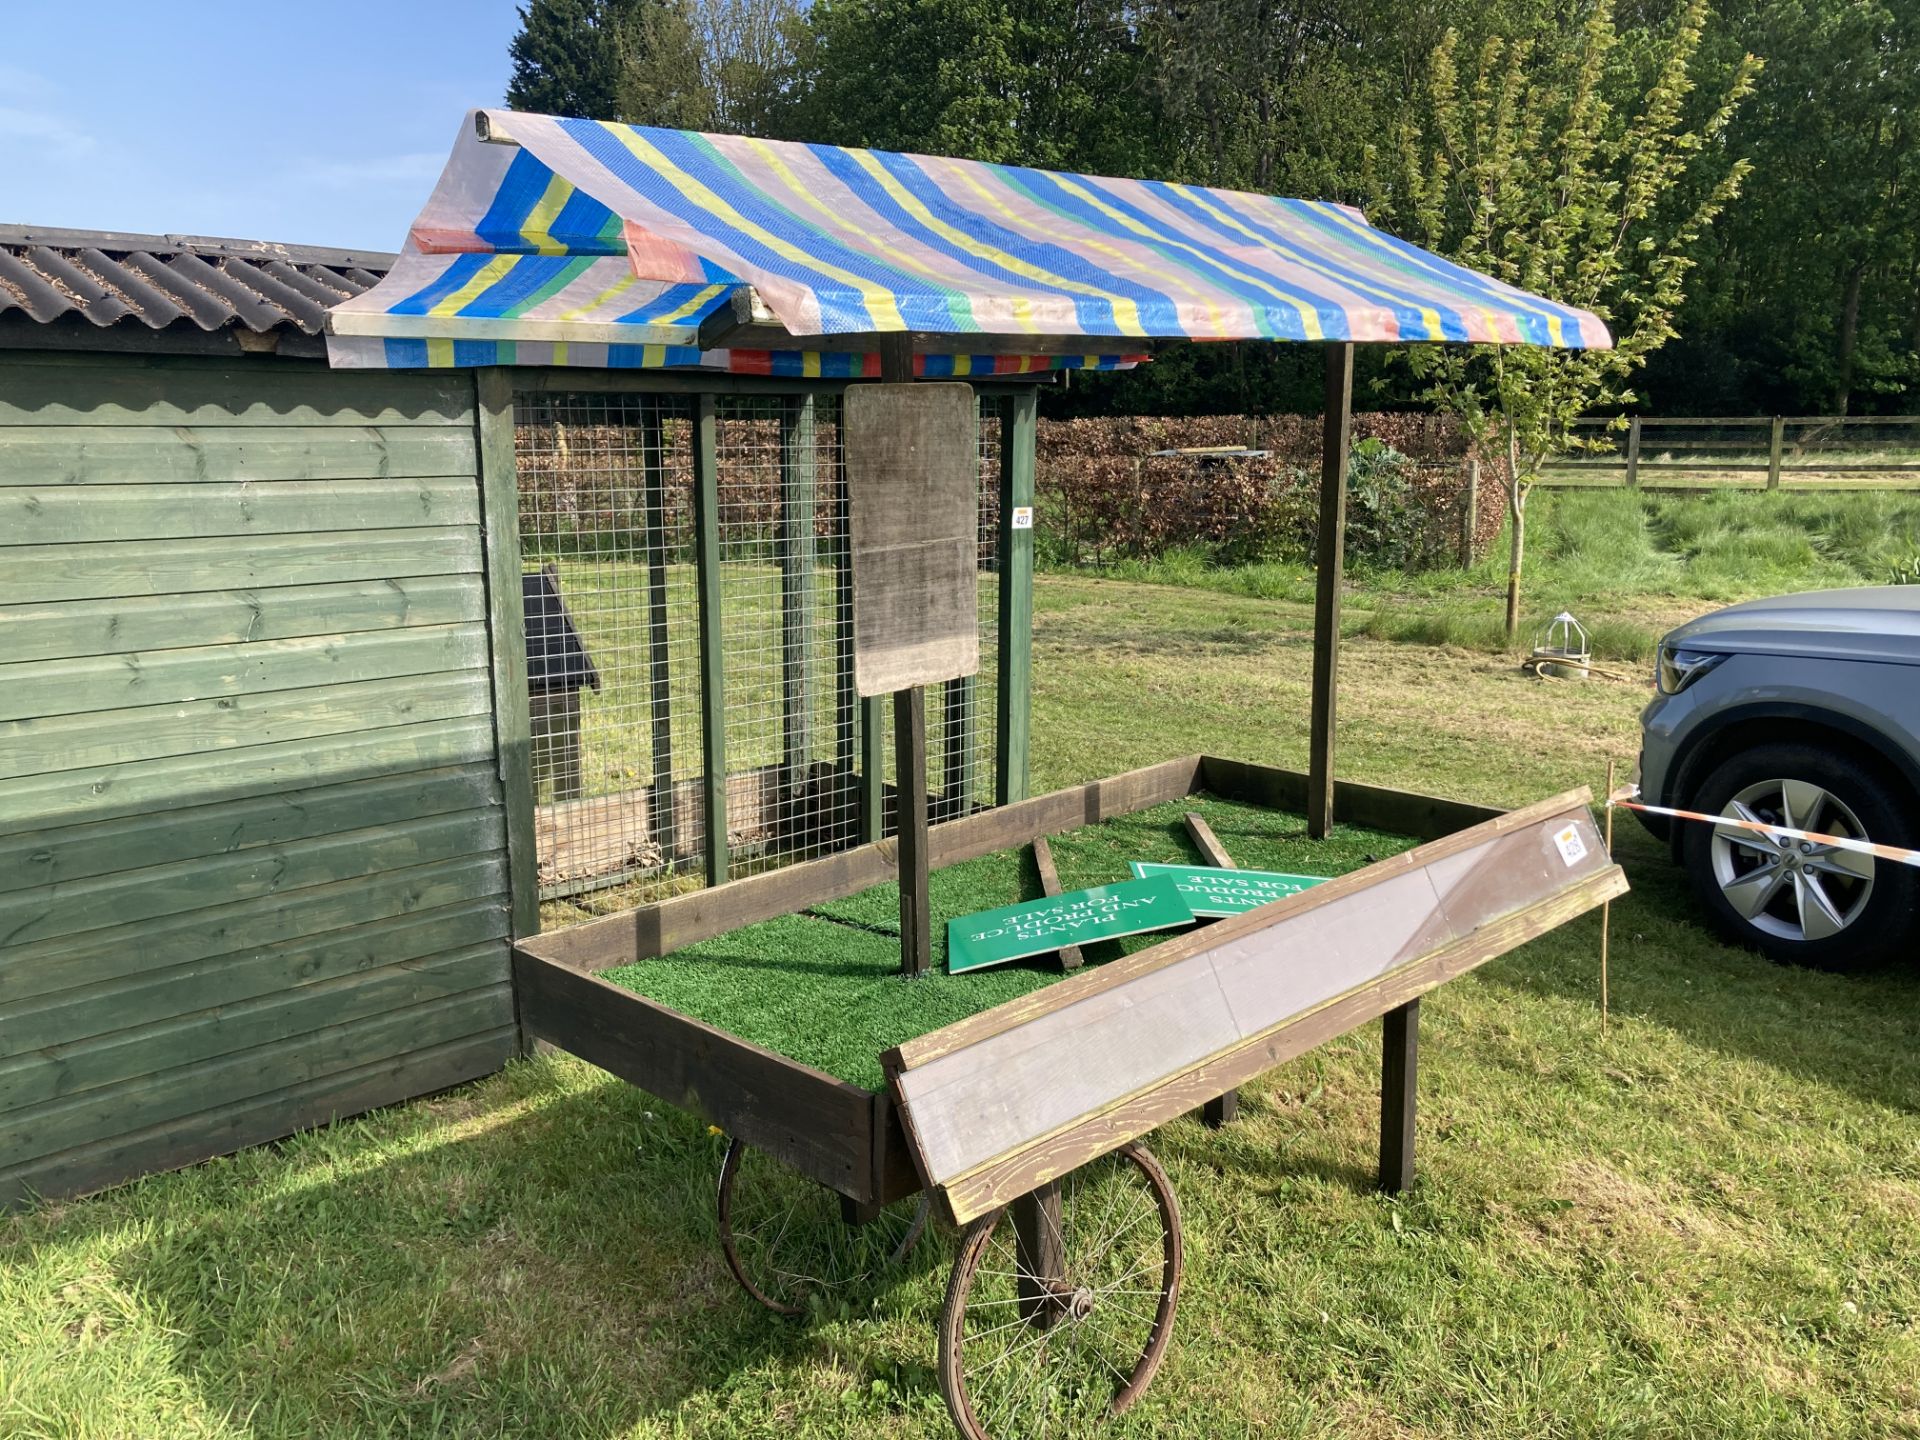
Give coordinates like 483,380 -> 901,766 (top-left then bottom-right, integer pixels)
511,948 -> 879,1200
931,863 -> 1627,1224
888,785 -> 1593,1072
1199,757 -> 1504,841
520,755 -> 1207,972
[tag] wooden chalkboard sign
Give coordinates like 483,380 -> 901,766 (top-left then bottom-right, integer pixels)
844,382 -> 980,697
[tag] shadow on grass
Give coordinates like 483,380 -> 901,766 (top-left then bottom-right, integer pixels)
1480,823 -> 1920,1116
27,1076 -> 952,1436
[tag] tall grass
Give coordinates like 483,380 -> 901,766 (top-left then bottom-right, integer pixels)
1043,488 -> 1920,660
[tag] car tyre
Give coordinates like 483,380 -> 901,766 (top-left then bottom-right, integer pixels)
1681,742 -> 1919,971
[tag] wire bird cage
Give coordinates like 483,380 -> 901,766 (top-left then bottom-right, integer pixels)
1530,611 -> 1592,681
513,389 -> 1005,916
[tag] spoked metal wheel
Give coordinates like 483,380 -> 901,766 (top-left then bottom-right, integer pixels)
716,1137 -> 930,1315
1711,777 -> 1876,943
937,1141 -> 1182,1440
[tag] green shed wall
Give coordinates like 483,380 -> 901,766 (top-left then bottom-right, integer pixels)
0,354 -> 518,1208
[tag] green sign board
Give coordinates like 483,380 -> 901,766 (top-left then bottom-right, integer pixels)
1126,862 -> 1330,918
947,874 -> 1196,974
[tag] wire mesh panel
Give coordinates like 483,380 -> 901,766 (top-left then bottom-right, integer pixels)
515,393 -> 702,906
515,386 -> 1010,925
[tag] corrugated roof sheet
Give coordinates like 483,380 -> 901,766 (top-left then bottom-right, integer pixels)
0,225 -> 395,337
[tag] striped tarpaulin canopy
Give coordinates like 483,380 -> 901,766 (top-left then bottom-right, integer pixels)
325,108 -> 1609,370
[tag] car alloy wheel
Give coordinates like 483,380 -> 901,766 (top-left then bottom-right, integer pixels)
1709,778 -> 1875,944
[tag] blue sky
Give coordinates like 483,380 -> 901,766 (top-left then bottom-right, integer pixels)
0,2 -> 526,252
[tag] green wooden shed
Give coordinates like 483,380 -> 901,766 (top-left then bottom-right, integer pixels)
0,225 -> 1041,1208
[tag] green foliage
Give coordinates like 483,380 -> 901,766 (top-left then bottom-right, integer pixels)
506,0 -> 631,117
1889,552 -> 1920,585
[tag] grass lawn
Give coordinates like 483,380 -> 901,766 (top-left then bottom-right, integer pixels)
1076,485 -> 1920,664
5,570 -> 1919,1438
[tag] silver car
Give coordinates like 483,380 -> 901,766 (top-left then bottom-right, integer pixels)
1638,587 -> 1920,970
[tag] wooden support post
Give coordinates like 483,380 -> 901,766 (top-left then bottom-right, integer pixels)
475,369 -> 538,955
1308,344 -> 1353,841
942,675 -> 975,818
1767,415 -> 1786,490
1624,416 -> 1643,489
641,407 -> 677,866
995,390 -> 1037,806
1460,458 -> 1480,567
1379,997 -> 1419,1194
1029,835 -> 1084,971
690,393 -> 728,885
1012,1179 -> 1066,1326
1183,810 -> 1239,1127
779,395 -> 817,797
895,693 -> 931,977
859,698 -> 886,842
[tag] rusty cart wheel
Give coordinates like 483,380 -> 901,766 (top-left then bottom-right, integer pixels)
716,1137 -> 931,1315
936,1140 -> 1182,1439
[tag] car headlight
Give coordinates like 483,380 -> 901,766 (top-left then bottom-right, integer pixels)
1656,646 -> 1727,695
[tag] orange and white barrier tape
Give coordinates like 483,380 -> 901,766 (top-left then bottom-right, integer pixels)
1607,784 -> 1920,871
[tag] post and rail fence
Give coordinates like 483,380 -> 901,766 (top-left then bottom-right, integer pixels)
1539,415 -> 1920,491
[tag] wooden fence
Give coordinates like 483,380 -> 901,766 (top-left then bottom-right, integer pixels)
1539,415 -> 1920,490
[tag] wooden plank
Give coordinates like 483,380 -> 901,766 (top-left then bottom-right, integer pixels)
1183,812 -> 1234,869
860,695 -> 886,842
0,855 -> 505,1007
520,755 -> 1207,971
0,761 -> 498,896
895,686 -> 932,977
1030,835 -> 1084,971
0,944 -> 508,1114
0,1027 -> 513,1210
0,988 -> 513,1173
930,868 -> 1627,1224
0,622 -> 489,724
0,670 -> 492,782
0,527 -> 482,606
0,360 -> 473,428
691,392 -> 728,884
1767,416 -> 1786,489
0,808 -> 504,949
474,369 -> 538,950
1199,757 -> 1503,841
0,713 -> 495,835
996,390 -> 1036,805
845,383 -> 980,695
0,477 -> 479,547
513,950 -> 877,1198
891,786 -> 1597,1071
4,900 -> 509,1058
1181,810 -> 1239,1126
0,575 -> 484,664
780,395 -> 818,794
0,425 -> 477,485
641,407 -> 678,864
1379,998 -> 1418,1194
1624,416 -> 1642,487
510,366 -> 1054,400
1308,343 -> 1353,840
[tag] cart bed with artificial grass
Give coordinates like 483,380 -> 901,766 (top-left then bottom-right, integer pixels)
511,754 -> 1623,1433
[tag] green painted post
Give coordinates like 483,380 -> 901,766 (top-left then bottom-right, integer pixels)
641,407 -> 676,866
995,389 -> 1036,806
474,369 -> 538,944
780,396 -> 818,795
690,392 -> 728,884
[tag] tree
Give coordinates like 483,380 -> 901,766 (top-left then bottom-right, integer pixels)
1382,0 -> 1758,640
506,0 -> 630,117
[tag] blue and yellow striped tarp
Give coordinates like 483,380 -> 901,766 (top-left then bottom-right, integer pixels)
325,108 -> 1609,371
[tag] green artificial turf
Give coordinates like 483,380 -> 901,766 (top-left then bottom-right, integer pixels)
603,794 -> 1413,1089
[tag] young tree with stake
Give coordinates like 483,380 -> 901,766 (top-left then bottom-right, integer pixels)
1383,0 -> 1758,640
